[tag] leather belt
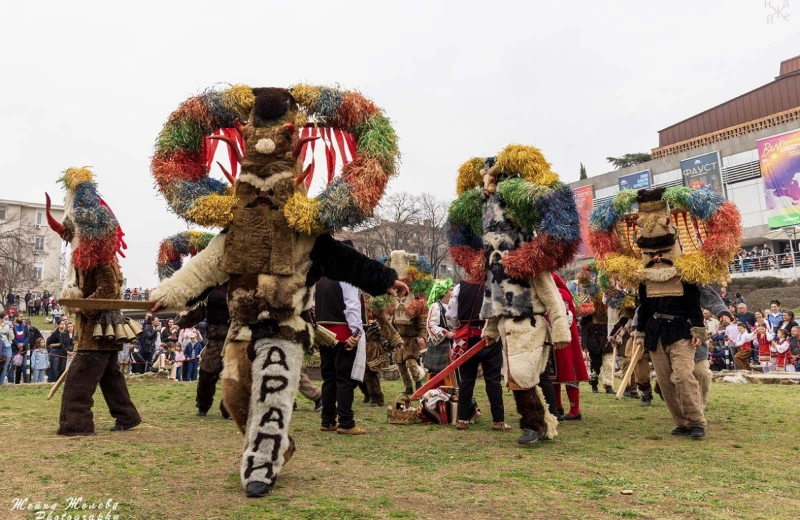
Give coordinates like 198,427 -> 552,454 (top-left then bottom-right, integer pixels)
652,312 -> 677,320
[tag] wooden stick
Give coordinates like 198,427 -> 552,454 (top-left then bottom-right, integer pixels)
616,343 -> 643,400
57,299 -> 155,311
47,364 -> 70,400
411,339 -> 487,400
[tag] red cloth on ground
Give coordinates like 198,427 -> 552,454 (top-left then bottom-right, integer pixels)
551,274 -> 590,383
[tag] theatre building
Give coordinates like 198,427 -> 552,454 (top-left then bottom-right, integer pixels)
569,56 -> 800,279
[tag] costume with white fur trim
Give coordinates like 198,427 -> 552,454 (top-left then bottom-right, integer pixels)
151,86 -> 399,497
447,146 -> 581,443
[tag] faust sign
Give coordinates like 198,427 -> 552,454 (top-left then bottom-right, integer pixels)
680,151 -> 723,195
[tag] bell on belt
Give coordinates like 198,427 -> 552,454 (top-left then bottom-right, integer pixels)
92,323 -> 103,340
123,323 -> 137,342
114,323 -> 127,344
127,318 -> 143,337
104,322 -> 115,341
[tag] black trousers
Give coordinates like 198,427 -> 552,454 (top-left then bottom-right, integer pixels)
588,350 -> 602,383
320,342 -> 358,429
457,340 -> 504,422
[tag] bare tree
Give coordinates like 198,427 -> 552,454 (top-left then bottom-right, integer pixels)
0,214 -> 39,297
413,193 -> 449,274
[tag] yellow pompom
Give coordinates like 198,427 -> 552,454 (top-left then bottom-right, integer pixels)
674,252 -> 728,285
221,85 -> 255,120
456,157 -> 485,195
598,254 -> 643,290
496,144 -> 558,186
61,167 -> 95,190
186,194 -> 235,228
284,192 -> 324,234
290,83 -> 322,112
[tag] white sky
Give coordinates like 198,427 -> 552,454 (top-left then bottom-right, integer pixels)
1,0 -> 796,287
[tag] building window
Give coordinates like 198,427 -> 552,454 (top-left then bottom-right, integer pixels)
33,262 -> 43,281
36,210 -> 45,227
35,235 -> 45,252
0,206 -> 6,220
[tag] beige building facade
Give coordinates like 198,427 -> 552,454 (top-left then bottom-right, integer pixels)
0,198 -> 66,294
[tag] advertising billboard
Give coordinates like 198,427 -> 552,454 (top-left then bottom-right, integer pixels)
680,151 -> 723,194
572,185 -> 594,258
617,170 -> 651,191
757,129 -> 800,229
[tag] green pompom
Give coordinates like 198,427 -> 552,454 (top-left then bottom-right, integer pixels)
496,178 -> 550,232
448,188 -> 483,237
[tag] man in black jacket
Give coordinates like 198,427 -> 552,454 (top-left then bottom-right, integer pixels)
632,188 -> 708,440
46,320 -> 73,381
140,316 -> 159,372
177,285 -> 231,418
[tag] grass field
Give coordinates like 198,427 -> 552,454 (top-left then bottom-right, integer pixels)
1,378 -> 798,520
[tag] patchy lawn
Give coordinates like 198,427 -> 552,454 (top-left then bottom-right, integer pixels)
1,378 -> 798,520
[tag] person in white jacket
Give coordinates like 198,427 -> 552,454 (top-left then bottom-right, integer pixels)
733,324 -> 754,370
425,279 -> 455,378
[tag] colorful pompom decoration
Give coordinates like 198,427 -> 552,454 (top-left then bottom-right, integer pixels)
156,230 -> 216,280
152,83 -> 399,234
56,167 -> 126,270
447,146 -> 580,281
588,187 -> 742,287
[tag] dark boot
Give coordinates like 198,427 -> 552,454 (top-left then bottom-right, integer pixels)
640,391 -> 652,407
517,429 -> 541,446
590,380 -> 599,393
414,379 -> 425,390
404,386 -> 413,395
604,385 -> 614,394
57,352 -> 106,436
512,388 -> 547,436
196,369 -> 219,415
98,352 -> 141,431
220,400 -> 232,420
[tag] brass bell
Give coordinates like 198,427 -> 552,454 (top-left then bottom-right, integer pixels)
92,323 -> 103,340
114,323 -> 127,344
128,318 -> 143,337
123,323 -> 137,342
104,322 -> 115,341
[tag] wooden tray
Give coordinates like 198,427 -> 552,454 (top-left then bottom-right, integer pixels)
57,299 -> 155,311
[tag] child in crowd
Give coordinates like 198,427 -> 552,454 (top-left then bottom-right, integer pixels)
173,342 -> 185,381
733,323 -> 754,370
772,329 -> 791,371
150,341 -> 173,376
754,323 -> 774,372
31,338 -> 49,383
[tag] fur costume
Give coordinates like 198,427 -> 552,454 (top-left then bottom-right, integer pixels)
589,186 -> 742,432
379,250 -> 433,393
45,167 -> 141,436
447,146 -> 581,441
362,314 -> 403,406
151,86 -> 400,497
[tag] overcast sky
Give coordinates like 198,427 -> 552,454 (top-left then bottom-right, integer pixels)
1,0 -> 796,287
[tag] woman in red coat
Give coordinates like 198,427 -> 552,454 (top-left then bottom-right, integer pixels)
551,274 -> 590,420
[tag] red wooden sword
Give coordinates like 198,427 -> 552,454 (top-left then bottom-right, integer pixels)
411,338 -> 488,400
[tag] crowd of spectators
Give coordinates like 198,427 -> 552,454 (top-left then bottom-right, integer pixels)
705,296 -> 800,373
123,287 -> 154,301
121,313 -> 205,381
1,311 -> 75,385
729,243 -> 800,273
